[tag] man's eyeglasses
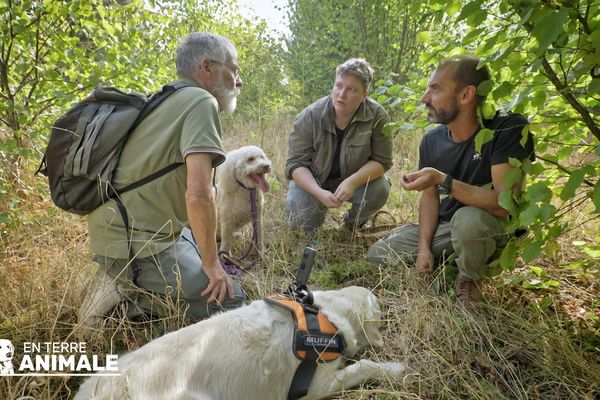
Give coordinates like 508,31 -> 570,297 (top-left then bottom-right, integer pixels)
210,59 -> 241,79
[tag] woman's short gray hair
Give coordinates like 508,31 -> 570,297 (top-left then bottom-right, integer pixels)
176,32 -> 237,79
335,58 -> 374,91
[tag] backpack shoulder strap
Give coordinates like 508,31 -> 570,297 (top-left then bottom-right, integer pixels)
129,82 -> 191,133
115,163 -> 182,196
110,82 -> 192,198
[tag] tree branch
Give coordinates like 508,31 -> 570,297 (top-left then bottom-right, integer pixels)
577,1 -> 592,35
536,155 -> 595,187
515,4 -> 600,142
540,56 -> 600,141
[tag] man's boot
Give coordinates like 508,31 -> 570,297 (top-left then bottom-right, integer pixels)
455,275 -> 482,311
338,219 -> 366,240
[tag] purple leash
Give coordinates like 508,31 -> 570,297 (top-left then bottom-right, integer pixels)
220,257 -> 243,277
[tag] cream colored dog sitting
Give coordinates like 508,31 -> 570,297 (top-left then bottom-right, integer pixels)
216,145 -> 272,257
74,286 -> 405,400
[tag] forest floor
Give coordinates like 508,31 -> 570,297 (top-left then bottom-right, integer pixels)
0,117 -> 599,399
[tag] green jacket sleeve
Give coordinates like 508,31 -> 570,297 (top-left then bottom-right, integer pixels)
285,109 -> 315,180
369,104 -> 393,171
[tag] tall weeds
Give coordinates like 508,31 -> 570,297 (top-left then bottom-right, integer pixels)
0,116 -> 598,399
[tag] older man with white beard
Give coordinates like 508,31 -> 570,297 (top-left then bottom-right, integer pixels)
87,32 -> 245,321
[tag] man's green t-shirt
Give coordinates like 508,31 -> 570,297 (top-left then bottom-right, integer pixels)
87,79 -> 225,259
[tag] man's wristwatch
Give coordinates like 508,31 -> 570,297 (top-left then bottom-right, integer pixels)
436,174 -> 453,196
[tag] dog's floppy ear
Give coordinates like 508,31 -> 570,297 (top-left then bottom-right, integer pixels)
312,291 -> 360,355
323,287 -> 384,350
361,291 -> 383,348
314,287 -> 385,356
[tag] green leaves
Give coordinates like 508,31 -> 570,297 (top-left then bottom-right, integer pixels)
374,0 -> 599,278
499,240 -> 516,269
474,128 -> 494,153
528,265 -> 544,277
519,204 -> 540,226
560,169 -> 586,201
476,79 -> 494,97
287,0 -> 425,108
416,31 -> 431,43
531,8 -> 569,55
522,277 -> 560,290
458,1 -> 483,20
498,190 -> 516,214
522,240 -> 543,261
589,79 -> 600,94
1,0 -> 286,137
593,180 -> 600,214
493,81 -> 514,101
507,87 -> 531,112
524,182 -> 553,203
445,0 -> 462,16
482,102 -> 495,119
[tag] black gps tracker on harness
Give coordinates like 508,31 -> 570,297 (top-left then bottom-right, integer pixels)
286,246 -> 316,305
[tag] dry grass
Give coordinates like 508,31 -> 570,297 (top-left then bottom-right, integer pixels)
0,115 -> 599,399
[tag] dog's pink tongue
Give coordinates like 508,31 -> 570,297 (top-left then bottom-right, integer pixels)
251,173 -> 270,192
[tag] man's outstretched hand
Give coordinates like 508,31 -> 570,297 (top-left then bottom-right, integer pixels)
400,167 -> 445,192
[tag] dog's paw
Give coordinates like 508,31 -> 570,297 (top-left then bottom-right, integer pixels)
380,362 -> 406,378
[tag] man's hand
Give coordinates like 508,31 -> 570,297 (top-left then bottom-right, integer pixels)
317,188 -> 343,208
415,248 -> 434,274
333,178 -> 357,203
401,167 -> 445,192
201,263 -> 234,304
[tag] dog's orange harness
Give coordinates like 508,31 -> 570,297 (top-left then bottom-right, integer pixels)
266,294 -> 344,362
265,294 -> 345,400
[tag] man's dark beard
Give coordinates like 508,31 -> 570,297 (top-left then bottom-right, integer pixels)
426,104 -> 459,125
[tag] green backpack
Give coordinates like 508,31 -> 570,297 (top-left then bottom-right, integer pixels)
37,82 -> 190,214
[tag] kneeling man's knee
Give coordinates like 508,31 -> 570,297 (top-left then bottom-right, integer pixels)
367,240 -> 391,265
451,207 -> 494,241
450,207 -> 508,260
223,282 -> 246,309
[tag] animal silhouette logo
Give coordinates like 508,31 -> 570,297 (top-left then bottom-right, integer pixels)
0,339 -> 14,375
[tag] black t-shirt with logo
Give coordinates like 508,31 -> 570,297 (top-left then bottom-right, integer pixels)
327,126 -> 346,180
419,111 -> 535,222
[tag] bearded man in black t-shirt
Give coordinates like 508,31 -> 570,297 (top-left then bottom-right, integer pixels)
368,55 -> 534,310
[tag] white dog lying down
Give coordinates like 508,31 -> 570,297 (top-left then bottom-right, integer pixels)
216,145 -> 272,256
74,286 -> 405,400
